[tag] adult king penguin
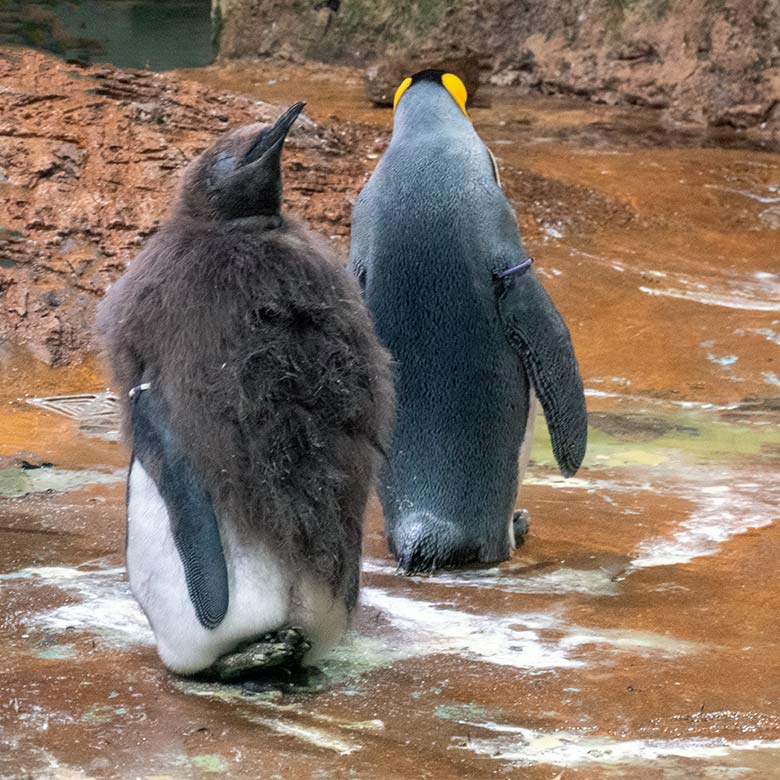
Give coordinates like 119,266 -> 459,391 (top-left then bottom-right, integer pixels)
348,70 -> 587,574
98,103 -> 394,675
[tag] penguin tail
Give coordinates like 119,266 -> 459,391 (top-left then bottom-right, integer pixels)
389,512 -> 478,575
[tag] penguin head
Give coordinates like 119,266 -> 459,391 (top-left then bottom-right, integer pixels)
178,102 -> 305,221
391,69 -> 470,130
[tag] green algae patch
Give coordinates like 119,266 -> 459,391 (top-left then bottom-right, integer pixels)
434,703 -> 497,721
0,465 -> 125,498
529,407 -> 780,472
172,753 -> 229,774
80,704 -> 130,724
411,683 -> 445,700
321,636 -> 396,681
174,679 -> 283,704
191,755 -> 229,773
32,643 -> 76,660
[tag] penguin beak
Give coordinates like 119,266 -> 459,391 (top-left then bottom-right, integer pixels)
244,102 -> 306,164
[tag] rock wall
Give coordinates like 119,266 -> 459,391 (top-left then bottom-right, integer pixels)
0,49 -> 369,365
212,0 -> 461,63
214,0 -> 780,129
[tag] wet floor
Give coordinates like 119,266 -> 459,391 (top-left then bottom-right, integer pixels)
2,62 -> 780,779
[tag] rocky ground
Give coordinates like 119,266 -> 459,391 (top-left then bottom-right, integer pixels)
0,48 -> 372,366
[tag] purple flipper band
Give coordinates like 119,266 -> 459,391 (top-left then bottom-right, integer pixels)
128,382 -> 151,399
498,257 -> 534,279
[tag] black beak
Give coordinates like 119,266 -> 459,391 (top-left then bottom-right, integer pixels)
244,101 -> 306,163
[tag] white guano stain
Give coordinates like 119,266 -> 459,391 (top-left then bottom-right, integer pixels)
521,462 -> 778,572
7,565 -> 152,647
583,388 -> 739,411
639,285 -> 780,312
632,264 -> 780,312
363,558 -> 619,597
362,587 -> 579,670
360,587 -> 697,671
738,326 -> 780,346
631,477 -> 780,570
451,719 -> 780,767
178,681 -> 376,754
243,715 -> 361,755
704,184 -> 780,204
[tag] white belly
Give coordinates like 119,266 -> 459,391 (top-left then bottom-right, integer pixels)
517,386 -> 538,484
509,386 -> 538,549
126,460 -> 347,674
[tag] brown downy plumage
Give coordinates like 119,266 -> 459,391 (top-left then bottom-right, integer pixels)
97,104 -> 394,624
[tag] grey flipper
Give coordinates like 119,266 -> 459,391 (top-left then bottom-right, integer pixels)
129,389 -> 229,629
347,185 -> 373,294
346,251 -> 367,292
495,268 -> 587,477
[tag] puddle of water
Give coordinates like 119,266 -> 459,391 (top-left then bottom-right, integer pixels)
4,0 -> 215,71
3,382 -> 779,775
522,462 -> 780,572
533,402 -> 780,474
8,558 -> 697,685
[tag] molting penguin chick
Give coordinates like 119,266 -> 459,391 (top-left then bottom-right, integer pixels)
348,71 -> 587,574
97,104 -> 394,675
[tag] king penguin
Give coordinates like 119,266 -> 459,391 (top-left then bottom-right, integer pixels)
97,103 -> 394,675
348,70 -> 587,574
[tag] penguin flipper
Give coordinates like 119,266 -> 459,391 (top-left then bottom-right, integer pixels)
347,186 -> 374,294
496,270 -> 587,477
346,252 -> 367,292
129,389 -> 229,630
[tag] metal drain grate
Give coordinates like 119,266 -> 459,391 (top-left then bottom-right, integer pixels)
27,393 -> 121,440
28,393 -> 119,420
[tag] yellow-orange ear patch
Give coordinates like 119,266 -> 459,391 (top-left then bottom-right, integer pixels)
441,72 -> 468,117
393,77 -> 412,110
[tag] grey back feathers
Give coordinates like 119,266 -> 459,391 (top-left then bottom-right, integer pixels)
349,75 -> 586,573
98,112 -> 394,609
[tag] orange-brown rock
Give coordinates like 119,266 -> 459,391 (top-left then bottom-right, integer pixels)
0,48 -> 369,365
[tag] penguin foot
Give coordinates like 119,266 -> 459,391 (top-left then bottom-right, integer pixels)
513,509 -> 531,546
391,512 -> 478,574
211,627 -> 311,682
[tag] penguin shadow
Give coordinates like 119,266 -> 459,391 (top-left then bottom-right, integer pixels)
209,665 -> 325,696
